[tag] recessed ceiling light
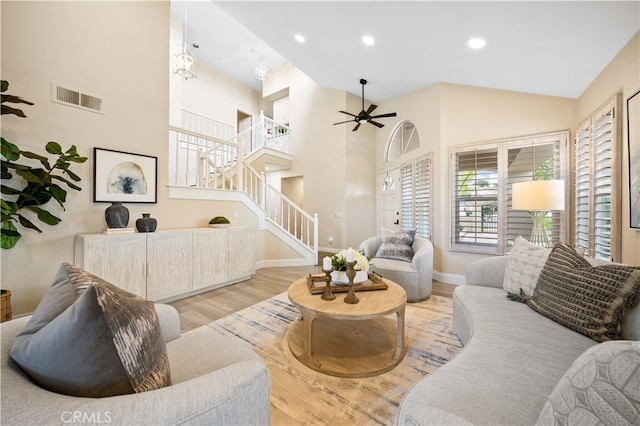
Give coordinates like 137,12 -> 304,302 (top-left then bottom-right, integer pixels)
362,35 -> 375,46
294,34 -> 305,43
468,38 -> 486,49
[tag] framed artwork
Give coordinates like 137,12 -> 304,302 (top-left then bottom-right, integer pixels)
93,148 -> 157,203
628,90 -> 640,230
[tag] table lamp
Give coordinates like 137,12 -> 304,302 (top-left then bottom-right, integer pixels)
511,180 -> 565,248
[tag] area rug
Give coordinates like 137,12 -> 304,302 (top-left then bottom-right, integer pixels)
201,292 -> 462,425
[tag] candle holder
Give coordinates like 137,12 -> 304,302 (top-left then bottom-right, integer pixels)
343,260 -> 359,304
321,268 -> 335,301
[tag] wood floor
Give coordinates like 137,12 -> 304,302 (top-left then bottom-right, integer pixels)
170,264 -> 456,333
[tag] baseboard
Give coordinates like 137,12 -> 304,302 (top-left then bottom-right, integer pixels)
256,258 -> 309,269
434,270 -> 465,286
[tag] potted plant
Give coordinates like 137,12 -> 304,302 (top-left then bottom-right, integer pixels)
331,249 -> 370,284
208,216 -> 230,227
1,80 -> 87,320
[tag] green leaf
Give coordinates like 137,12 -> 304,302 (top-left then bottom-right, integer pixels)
46,142 -> 62,155
22,151 -> 52,170
17,186 -> 53,206
15,168 -> 43,183
1,81 -> 8,93
1,94 -> 34,107
18,213 -> 43,231
1,138 -> 20,161
1,221 -> 21,249
27,206 -> 61,225
49,184 -> 67,203
0,200 -> 18,215
1,104 -> 27,117
0,185 -> 21,195
65,169 -> 81,182
51,175 -> 81,191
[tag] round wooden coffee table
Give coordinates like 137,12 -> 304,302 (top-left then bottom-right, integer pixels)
287,276 -> 407,378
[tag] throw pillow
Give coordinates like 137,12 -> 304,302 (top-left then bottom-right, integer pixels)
375,228 -> 416,262
537,340 -> 640,425
526,243 -> 640,342
10,263 -> 171,397
503,236 -> 551,301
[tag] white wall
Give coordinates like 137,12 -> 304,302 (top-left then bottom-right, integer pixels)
1,1 -> 170,314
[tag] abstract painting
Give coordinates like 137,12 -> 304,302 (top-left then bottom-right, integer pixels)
94,148 -> 157,203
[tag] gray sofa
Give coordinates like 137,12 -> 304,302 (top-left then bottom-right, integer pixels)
1,304 -> 271,425
360,235 -> 433,302
397,255 -> 640,425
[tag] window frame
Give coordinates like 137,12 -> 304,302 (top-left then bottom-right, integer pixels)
449,131 -> 570,255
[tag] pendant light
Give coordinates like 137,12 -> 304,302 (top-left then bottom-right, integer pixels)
174,2 -> 197,80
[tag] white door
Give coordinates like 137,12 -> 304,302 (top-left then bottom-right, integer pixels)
146,231 -> 193,301
377,168 -> 401,231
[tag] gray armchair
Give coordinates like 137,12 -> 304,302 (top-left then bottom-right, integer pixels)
359,235 -> 434,302
1,304 -> 271,425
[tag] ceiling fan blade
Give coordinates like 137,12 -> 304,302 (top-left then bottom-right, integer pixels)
338,110 -> 358,117
352,123 -> 361,131
369,112 -> 397,119
368,120 -> 385,128
365,104 -> 378,115
333,120 -> 355,125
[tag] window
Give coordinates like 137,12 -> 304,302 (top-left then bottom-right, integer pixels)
386,120 -> 419,162
450,131 -> 569,254
575,95 -> 622,261
401,154 -> 432,239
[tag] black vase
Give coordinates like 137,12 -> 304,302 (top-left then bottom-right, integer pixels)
105,202 -> 129,228
136,213 -> 157,233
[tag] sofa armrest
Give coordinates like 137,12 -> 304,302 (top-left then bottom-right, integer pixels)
22,360 -> 271,426
464,256 -> 509,288
154,303 -> 181,342
359,236 -> 382,259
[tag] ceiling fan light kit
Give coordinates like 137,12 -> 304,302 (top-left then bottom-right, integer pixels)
333,79 -> 397,131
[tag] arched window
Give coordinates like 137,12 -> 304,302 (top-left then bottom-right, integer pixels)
385,120 -> 419,162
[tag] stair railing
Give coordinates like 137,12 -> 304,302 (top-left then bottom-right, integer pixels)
169,122 -> 317,263
264,184 -> 318,254
226,111 -> 291,157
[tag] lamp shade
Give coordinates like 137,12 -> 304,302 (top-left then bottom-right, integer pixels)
512,180 -> 565,211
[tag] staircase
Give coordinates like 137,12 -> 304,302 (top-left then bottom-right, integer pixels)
168,111 -> 317,265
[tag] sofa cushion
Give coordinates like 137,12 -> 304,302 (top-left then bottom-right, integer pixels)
527,243 -> 640,342
537,340 -> 640,425
10,263 -> 171,397
503,236 -> 551,300
375,228 -> 416,262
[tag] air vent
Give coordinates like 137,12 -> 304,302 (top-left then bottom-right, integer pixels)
51,83 -> 103,114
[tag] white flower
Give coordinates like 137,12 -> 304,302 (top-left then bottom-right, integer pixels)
332,249 -> 370,272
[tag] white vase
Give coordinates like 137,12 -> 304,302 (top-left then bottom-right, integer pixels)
331,270 -> 368,285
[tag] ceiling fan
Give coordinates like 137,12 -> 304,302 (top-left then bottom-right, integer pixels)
333,79 -> 397,131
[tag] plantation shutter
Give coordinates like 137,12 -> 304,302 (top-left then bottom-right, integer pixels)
414,156 -> 431,238
401,163 -> 413,229
575,125 -> 591,251
505,137 -> 565,249
574,95 -> 621,261
451,146 -> 499,253
400,154 -> 432,239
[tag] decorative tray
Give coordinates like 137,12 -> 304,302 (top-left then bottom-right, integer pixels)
306,271 -> 388,295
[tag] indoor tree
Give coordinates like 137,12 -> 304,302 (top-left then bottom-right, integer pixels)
1,80 -> 87,249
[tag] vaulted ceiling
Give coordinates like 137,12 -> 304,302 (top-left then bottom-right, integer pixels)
173,1 -> 640,102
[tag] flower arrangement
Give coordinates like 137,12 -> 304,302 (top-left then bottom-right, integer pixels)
331,249 -> 369,272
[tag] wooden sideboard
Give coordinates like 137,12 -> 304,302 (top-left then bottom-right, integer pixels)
74,226 -> 256,302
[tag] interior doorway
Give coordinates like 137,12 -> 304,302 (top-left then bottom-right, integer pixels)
237,110 -> 252,150
377,168 -> 401,231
